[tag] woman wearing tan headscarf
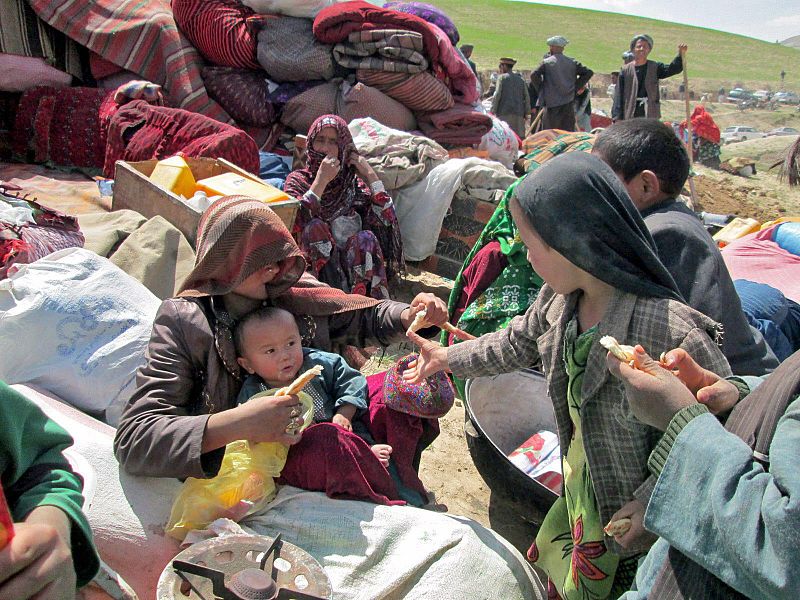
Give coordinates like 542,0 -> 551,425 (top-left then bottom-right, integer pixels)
113,196 -> 446,506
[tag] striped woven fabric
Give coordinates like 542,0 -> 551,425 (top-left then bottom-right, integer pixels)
333,29 -> 428,73
26,0 -> 232,123
356,69 -> 453,112
172,0 -> 262,71
0,0 -> 89,81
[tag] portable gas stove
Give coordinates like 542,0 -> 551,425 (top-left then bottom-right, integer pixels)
156,534 -> 332,600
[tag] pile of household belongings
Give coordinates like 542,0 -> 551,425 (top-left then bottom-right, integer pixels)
3,0 -> 522,177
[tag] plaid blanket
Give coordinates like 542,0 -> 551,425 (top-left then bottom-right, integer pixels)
26,0 -> 232,123
314,1 -> 478,104
333,29 -> 428,73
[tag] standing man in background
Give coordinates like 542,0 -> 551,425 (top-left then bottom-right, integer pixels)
460,44 -> 482,95
530,36 -> 593,132
613,34 -> 686,121
491,57 -> 530,138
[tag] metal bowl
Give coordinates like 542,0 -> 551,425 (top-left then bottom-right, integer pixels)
463,370 -> 559,523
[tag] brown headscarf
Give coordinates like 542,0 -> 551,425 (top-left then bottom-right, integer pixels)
179,196 -> 380,315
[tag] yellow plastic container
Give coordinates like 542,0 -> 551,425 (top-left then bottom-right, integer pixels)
195,172 -> 289,204
713,217 -> 761,248
148,155 -> 196,199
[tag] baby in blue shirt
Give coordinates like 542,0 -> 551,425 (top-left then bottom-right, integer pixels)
234,306 -> 391,466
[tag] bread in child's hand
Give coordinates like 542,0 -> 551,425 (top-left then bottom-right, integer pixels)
600,336 -> 636,362
603,518 -> 632,537
275,365 -> 324,396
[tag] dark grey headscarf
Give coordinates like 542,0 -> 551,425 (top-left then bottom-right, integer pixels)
513,152 -> 685,302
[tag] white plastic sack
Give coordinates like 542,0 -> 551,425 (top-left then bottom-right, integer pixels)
478,116 -> 521,169
394,157 -> 504,262
241,0 -> 380,18
0,248 -> 160,424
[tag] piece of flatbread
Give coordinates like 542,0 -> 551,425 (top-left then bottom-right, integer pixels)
275,365 -> 324,396
600,336 -> 636,363
407,309 -> 429,335
603,518 -> 632,537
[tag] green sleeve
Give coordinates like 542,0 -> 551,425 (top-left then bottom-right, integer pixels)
0,382 -> 100,586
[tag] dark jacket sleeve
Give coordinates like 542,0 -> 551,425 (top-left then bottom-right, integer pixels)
327,299 -> 408,348
657,54 -> 683,79
0,383 -> 100,587
575,60 -> 594,90
530,62 -> 545,93
113,299 -> 220,479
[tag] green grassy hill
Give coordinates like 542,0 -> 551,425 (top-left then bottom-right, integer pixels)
428,0 -> 800,89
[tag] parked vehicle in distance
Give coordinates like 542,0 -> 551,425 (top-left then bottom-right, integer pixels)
753,90 -> 771,100
765,127 -> 799,137
727,88 -> 757,103
721,126 -> 766,144
774,91 -> 800,105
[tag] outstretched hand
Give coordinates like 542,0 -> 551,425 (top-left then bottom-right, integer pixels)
605,346 -> 698,431
678,44 -> 688,56
404,331 -> 450,383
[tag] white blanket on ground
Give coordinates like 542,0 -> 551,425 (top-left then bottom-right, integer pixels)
244,487 -> 541,600
13,385 -> 543,600
394,157 -> 503,262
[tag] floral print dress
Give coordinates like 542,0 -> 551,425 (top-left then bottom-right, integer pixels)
529,318 -> 637,600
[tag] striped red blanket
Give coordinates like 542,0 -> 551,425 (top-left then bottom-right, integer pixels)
26,0 -> 232,123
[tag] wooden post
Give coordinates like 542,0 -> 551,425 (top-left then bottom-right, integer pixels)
680,47 -> 698,208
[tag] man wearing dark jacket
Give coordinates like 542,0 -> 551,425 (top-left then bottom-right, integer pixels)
613,34 -> 685,121
594,119 -> 778,376
530,35 -> 593,131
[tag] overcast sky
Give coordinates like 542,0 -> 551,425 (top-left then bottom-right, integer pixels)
514,0 -> 800,42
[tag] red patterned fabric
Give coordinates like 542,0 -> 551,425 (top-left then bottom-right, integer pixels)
356,69 -> 454,112
313,0 -> 478,104
201,67 -> 275,127
279,422 -> 404,506
103,100 -> 260,177
11,86 -> 116,170
416,103 -> 493,146
27,0 -> 232,122
172,0 -> 262,70
279,370 -> 440,506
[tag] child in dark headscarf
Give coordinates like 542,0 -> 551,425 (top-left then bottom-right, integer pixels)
406,152 -> 731,599
284,115 -> 404,300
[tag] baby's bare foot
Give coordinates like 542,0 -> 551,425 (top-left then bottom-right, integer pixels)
371,444 -> 392,467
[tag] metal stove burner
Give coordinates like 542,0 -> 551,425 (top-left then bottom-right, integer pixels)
156,534 -> 332,600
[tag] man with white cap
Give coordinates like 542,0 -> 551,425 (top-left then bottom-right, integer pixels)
613,34 -> 687,121
530,35 -> 593,131
490,57 -> 530,138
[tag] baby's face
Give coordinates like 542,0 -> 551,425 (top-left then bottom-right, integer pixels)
239,315 -> 303,387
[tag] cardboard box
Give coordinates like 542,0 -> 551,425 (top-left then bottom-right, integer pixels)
112,157 -> 299,245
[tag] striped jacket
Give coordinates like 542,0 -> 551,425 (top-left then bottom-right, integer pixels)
448,285 -> 732,557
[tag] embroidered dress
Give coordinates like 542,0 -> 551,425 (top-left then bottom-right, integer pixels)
530,318 -> 637,600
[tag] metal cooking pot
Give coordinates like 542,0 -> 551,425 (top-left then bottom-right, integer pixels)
463,369 -> 559,523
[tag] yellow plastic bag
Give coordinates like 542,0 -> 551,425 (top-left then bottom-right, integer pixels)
166,390 -> 313,540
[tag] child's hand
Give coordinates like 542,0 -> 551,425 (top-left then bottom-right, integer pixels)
660,348 -> 739,415
607,499 -> 657,550
404,331 -> 450,383
332,413 -> 353,431
0,506 -> 75,600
